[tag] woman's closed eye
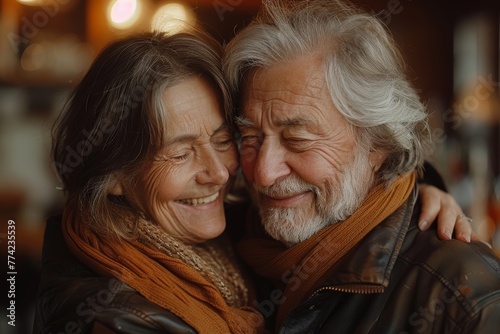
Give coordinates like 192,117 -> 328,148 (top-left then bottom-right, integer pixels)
170,152 -> 190,161
155,149 -> 192,163
213,135 -> 235,151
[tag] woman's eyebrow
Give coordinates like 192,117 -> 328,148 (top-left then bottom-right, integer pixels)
165,133 -> 199,145
213,122 -> 231,134
166,122 -> 230,145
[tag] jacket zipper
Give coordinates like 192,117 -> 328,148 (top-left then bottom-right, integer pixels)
301,285 -> 385,312
309,284 -> 385,300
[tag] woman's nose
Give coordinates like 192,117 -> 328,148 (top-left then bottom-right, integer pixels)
196,148 -> 230,185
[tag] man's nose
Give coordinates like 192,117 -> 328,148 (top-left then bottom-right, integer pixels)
254,139 -> 291,187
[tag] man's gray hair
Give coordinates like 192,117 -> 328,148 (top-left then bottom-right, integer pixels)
223,0 -> 433,183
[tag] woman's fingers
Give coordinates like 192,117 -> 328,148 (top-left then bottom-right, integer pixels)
418,184 -> 471,242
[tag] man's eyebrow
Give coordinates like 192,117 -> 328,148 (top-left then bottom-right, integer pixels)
275,117 -> 309,127
234,116 -> 256,127
235,116 -> 310,128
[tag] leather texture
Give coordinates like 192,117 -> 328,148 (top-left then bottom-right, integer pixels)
278,191 -> 500,333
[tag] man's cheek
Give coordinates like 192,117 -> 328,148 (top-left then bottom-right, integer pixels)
240,149 -> 258,182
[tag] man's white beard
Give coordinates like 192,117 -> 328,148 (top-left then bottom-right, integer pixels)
253,149 -> 374,246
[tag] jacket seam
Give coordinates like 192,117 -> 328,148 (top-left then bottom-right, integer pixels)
398,254 -> 477,332
468,244 -> 500,275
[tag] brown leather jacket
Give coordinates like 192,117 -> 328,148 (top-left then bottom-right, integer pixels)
277,188 -> 500,333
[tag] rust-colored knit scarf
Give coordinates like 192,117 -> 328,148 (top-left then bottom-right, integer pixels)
62,208 -> 264,334
238,172 -> 416,327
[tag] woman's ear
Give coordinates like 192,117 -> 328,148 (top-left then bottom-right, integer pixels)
109,173 -> 124,196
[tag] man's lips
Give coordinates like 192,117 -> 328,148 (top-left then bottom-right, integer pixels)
260,191 -> 311,208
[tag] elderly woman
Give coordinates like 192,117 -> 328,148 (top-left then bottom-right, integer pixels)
34,29 -> 263,334
33,29 -> 471,333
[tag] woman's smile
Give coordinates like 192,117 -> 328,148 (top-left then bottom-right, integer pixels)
174,191 -> 220,206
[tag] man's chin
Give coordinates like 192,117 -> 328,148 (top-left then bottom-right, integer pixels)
261,209 -> 327,246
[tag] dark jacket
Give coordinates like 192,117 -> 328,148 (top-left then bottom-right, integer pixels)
277,189 -> 500,333
33,215 -> 197,334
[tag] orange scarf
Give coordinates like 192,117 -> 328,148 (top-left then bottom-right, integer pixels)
238,172 -> 416,327
62,208 -> 264,334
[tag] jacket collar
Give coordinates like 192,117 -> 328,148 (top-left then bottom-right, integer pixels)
316,186 -> 418,293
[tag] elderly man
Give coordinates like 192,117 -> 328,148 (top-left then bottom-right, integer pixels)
224,0 -> 500,333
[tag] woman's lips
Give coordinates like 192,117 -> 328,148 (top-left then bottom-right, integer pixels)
174,191 -> 220,206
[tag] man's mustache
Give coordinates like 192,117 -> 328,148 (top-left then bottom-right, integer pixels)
252,177 -> 319,199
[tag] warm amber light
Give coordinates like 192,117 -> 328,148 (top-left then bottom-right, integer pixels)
20,43 -> 46,71
151,3 -> 195,34
16,0 -> 43,5
108,0 -> 140,29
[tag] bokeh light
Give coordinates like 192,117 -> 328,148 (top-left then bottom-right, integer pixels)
108,0 -> 141,29
151,2 -> 195,34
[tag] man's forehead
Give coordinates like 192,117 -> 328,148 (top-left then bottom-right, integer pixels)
245,54 -> 327,97
236,113 -> 313,127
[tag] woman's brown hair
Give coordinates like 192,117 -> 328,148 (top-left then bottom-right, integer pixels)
52,29 -> 233,239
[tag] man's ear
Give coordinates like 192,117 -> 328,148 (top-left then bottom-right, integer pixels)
109,173 -> 124,196
369,149 -> 388,173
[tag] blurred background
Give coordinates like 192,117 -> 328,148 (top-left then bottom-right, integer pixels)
0,0 -> 499,333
